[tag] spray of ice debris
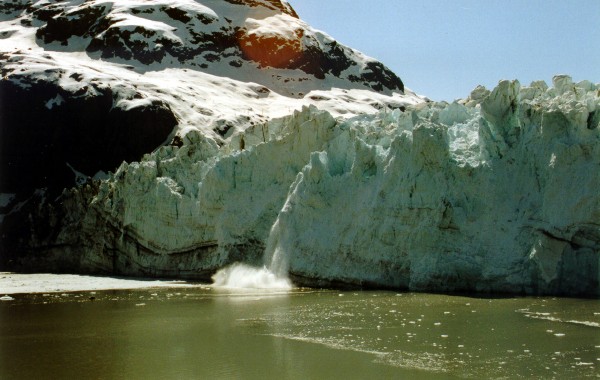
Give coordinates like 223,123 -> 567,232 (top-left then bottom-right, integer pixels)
211,263 -> 292,289
212,221 -> 292,289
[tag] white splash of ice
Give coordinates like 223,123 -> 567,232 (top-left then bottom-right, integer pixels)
212,220 -> 293,290
211,263 -> 292,290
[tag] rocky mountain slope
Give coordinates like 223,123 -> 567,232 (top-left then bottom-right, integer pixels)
1,0 -> 418,194
1,1 -> 598,296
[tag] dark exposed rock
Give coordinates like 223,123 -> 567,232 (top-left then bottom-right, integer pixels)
26,2 -> 63,22
87,25 -> 171,64
36,3 -> 110,44
0,0 -> 31,16
163,6 -> 192,23
0,78 -> 177,194
360,61 -> 405,93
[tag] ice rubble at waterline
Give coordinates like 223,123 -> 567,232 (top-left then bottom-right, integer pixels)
45,76 -> 600,294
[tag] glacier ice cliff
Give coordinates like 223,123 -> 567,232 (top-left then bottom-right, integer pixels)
2,75 -> 599,296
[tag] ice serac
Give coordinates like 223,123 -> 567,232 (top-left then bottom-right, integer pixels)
4,76 -> 598,296
272,77 -> 599,295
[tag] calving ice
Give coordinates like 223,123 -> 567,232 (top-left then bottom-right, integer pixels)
213,218 -> 292,289
0,1 -> 598,296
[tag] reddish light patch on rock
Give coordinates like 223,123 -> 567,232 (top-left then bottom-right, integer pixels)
238,29 -> 304,69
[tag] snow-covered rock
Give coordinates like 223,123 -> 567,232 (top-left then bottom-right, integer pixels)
0,0 -> 419,194
3,76 -> 598,296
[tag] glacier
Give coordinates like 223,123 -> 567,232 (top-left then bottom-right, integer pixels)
5,75 -> 599,296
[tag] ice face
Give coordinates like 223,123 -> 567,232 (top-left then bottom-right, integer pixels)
20,76 -> 594,296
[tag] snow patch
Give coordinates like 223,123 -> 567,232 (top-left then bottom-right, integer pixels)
0,273 -> 200,295
45,94 -> 64,109
244,14 -> 303,40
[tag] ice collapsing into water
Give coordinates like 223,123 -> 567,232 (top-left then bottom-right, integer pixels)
211,263 -> 292,289
212,221 -> 292,290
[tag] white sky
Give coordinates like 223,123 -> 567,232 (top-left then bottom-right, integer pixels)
291,0 -> 600,101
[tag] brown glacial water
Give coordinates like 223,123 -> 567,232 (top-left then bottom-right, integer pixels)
1,287 -> 599,379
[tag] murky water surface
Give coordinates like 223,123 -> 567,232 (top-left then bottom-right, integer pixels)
1,287 -> 599,379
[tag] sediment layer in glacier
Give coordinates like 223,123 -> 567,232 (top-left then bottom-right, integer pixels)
3,75 -> 599,296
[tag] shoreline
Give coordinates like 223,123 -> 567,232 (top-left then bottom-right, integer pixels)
0,272 -> 205,295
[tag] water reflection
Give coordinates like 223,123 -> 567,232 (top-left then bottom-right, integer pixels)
1,289 -> 598,379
